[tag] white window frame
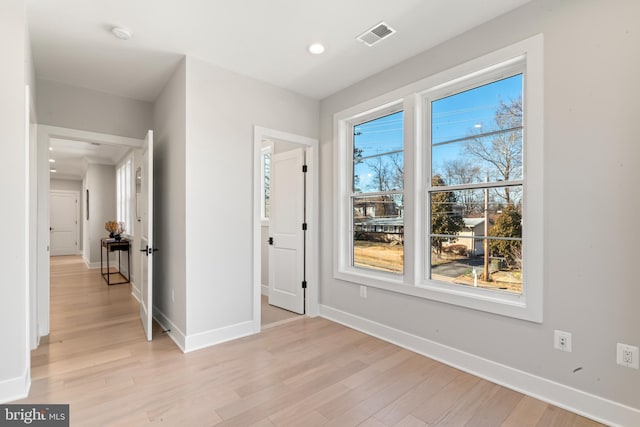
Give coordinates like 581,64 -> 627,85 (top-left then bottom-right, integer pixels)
116,154 -> 133,236
334,35 -> 543,322
334,100 -> 410,288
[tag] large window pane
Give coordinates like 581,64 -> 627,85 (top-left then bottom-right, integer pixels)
432,74 -> 522,145
354,111 -> 403,159
353,194 -> 403,274
432,129 -> 522,185
354,152 -> 404,193
429,236 -> 522,294
428,184 -> 523,294
429,186 -> 523,227
263,152 -> 270,219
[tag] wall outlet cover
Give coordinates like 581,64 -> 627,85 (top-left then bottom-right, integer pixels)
617,343 -> 639,369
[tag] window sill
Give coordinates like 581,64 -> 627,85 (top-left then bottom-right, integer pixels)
335,268 -> 541,323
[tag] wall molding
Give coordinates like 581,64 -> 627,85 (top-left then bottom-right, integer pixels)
184,321 -> 255,353
152,306 -> 186,352
319,305 -> 639,427
130,282 -> 140,303
86,260 -> 117,270
153,307 -> 256,354
0,369 -> 30,404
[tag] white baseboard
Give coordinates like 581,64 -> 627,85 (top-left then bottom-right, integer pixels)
152,307 -> 257,354
86,260 -> 119,270
0,369 -> 30,404
37,322 -> 48,343
319,305 -> 639,427
261,284 -> 268,296
130,282 -> 140,302
152,306 -> 186,352
184,321 -> 256,353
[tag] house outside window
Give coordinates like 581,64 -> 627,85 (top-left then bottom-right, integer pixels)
334,35 -> 543,322
352,110 -> 404,275
427,73 -> 524,294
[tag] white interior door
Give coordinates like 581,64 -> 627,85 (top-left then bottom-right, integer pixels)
268,148 -> 305,314
140,130 -> 154,341
50,191 -> 78,256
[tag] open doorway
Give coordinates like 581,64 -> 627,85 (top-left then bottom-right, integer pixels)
253,127 -> 319,331
34,125 -> 148,346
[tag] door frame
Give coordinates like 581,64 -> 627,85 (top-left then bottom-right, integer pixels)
49,189 -> 80,256
34,125 -> 144,346
252,126 -> 319,332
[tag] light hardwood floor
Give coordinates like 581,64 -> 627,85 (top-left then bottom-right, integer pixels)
18,256 -> 603,426
261,295 -> 301,327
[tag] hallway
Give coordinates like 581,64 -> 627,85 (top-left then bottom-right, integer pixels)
16,257 -> 602,426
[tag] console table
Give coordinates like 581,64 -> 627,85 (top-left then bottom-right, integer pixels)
100,238 -> 130,285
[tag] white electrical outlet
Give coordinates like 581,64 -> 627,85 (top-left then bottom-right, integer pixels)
359,285 -> 367,298
617,343 -> 639,369
554,330 -> 572,352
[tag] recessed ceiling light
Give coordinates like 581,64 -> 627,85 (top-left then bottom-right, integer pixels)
50,169 -> 57,173
308,43 -> 325,55
49,147 -> 53,151
49,159 -> 55,163
111,26 -> 133,40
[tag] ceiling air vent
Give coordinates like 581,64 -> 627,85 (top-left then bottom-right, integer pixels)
357,22 -> 396,47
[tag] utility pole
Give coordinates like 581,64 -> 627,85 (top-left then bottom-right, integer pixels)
483,182 -> 490,281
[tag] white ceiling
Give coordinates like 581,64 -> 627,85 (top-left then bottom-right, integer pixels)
49,137 -> 130,180
27,0 -> 532,102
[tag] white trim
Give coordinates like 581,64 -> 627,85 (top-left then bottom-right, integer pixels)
23,85 -> 32,391
0,369 -> 30,404
38,125 -> 145,149
37,125 -> 146,346
261,284 -> 268,296
332,34 -> 543,322
184,321 -> 255,353
153,308 -> 257,354
130,281 -> 141,303
152,306 -> 186,353
253,126 -> 320,335
319,305 -> 640,427
86,260 -> 118,270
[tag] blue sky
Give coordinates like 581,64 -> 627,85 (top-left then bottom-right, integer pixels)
353,74 -> 523,192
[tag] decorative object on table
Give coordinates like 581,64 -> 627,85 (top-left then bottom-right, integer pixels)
105,220 -> 126,240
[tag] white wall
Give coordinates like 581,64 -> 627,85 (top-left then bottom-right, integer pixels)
319,0 -> 640,421
51,179 -> 83,251
85,164 -> 116,266
50,178 -> 82,192
152,58 -> 188,337
183,56 -> 318,344
36,78 -> 153,139
26,19 -> 39,351
0,0 -> 29,403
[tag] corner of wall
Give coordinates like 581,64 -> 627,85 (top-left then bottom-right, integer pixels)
0,368 -> 30,404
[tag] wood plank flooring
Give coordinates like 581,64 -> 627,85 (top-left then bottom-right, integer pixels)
17,256 -> 604,426
261,295 -> 301,328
